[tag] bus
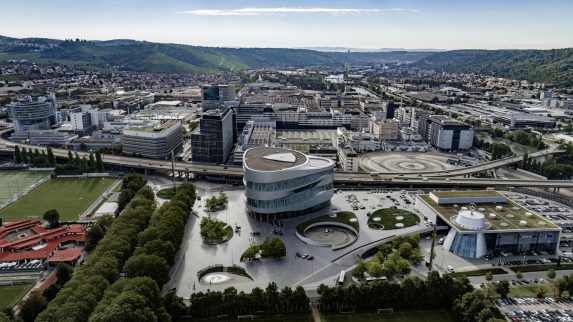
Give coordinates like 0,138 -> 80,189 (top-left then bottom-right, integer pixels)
338,270 -> 345,285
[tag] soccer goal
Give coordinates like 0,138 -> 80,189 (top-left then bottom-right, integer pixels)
377,308 -> 394,314
237,315 -> 254,320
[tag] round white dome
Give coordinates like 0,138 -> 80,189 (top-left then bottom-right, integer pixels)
454,210 -> 487,230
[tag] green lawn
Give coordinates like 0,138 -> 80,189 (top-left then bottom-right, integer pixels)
367,209 -> 419,230
157,187 -> 176,199
296,211 -> 359,235
0,171 -> 51,202
509,284 -> 556,298
0,284 -> 32,310
322,310 -> 454,322
0,177 -> 117,222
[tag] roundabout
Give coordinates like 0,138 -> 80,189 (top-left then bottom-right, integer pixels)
359,151 -> 456,174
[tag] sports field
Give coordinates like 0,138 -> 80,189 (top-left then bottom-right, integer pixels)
0,171 -> 50,203
0,177 -> 117,222
0,284 -> 32,310
322,310 -> 454,322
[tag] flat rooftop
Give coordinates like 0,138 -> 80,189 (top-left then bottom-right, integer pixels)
420,194 -> 558,231
432,190 -> 502,199
244,147 -> 307,171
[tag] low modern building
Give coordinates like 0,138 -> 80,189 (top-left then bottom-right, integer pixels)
416,190 -> 561,259
10,130 -> 78,146
243,147 -> 335,220
419,115 -> 474,151
122,120 -> 183,159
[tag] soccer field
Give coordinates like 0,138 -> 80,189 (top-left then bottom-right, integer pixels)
0,171 -> 50,203
321,310 -> 455,322
0,177 -> 117,222
0,284 -> 32,310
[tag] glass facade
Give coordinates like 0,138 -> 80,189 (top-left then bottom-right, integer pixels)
247,183 -> 333,209
245,169 -> 333,191
449,233 -> 477,258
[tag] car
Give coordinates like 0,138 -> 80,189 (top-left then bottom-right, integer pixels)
307,256 -> 314,260
296,252 -> 302,258
302,254 -> 309,259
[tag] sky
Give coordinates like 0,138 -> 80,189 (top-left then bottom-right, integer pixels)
1,0 -> 572,50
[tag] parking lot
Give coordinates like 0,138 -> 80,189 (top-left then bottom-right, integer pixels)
496,296 -> 573,322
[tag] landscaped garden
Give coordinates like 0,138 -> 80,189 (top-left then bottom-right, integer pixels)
240,237 -> 287,262
156,187 -> 176,199
367,209 -> 419,230
200,216 -> 233,244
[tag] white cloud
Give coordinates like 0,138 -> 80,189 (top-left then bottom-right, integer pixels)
176,7 -> 419,16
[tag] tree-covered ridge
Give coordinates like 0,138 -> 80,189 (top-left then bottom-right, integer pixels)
416,48 -> 573,86
0,37 -> 431,74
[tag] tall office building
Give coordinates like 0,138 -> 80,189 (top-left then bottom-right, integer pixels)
8,95 -> 57,132
191,106 -> 234,163
419,115 -> 474,151
201,84 -> 236,110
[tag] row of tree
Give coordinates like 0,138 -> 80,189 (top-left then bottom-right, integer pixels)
14,146 -> 56,167
520,153 -> 573,179
509,129 -> 545,149
317,271 -> 473,312
115,174 -> 147,215
35,175 -> 154,322
55,151 -> 104,175
473,138 -> 513,160
189,283 -> 310,318
89,183 -> 197,322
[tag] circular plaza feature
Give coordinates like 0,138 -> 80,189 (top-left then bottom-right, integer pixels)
202,273 -> 231,284
296,212 -> 359,250
367,209 -> 419,230
359,151 -> 456,174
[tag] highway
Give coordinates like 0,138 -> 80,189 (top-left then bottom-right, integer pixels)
2,127 -> 573,188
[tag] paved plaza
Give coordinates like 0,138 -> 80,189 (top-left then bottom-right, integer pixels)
166,184 -> 431,298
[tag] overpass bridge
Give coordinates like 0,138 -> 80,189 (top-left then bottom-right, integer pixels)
1,127 -> 571,189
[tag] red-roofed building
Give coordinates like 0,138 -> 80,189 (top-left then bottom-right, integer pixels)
47,248 -> 81,266
0,220 -> 87,265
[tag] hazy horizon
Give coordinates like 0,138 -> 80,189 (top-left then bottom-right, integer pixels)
2,0 -> 573,50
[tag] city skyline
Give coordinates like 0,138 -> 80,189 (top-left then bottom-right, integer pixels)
2,0 -> 573,50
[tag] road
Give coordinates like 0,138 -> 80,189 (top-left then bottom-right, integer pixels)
2,127 -> 573,188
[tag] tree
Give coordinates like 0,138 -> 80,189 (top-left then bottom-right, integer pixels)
485,271 -> 493,282
260,237 -> 286,258
43,209 -> 60,228
123,254 -> 170,286
352,259 -> 367,278
19,290 -> 47,322
516,271 -> 523,280
240,244 -> 260,262
367,260 -> 383,277
89,152 -> 95,172
536,285 -> 547,299
67,150 -> 74,165
163,290 -> 187,321
95,151 -> 104,172
21,147 -> 29,163
56,262 -> 73,285
495,280 -> 510,299
398,242 -> 413,259
15,145 -> 22,163
46,147 -> 56,166
547,268 -> 556,280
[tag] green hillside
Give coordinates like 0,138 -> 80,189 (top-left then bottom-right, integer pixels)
416,49 -> 573,86
0,37 -> 430,74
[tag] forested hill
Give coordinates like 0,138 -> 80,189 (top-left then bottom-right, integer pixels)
416,48 -> 573,86
0,36 -> 430,74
